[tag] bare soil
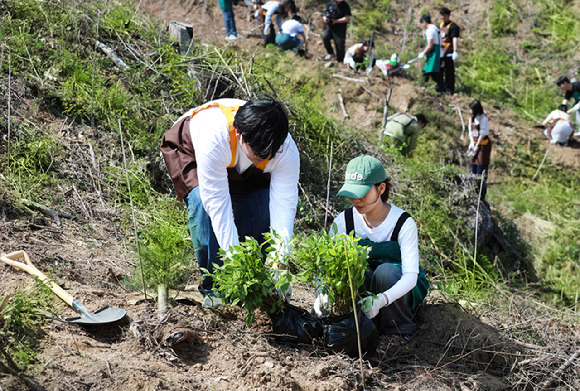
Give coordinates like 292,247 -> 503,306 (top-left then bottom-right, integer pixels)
1,0 -> 579,390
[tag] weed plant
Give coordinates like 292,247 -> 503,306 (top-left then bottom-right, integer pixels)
0,279 -> 54,368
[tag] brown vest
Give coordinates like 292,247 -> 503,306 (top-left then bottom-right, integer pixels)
160,102 -> 270,200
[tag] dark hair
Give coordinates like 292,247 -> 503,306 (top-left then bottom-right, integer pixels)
375,178 -> 392,202
233,98 -> 289,160
469,99 -> 484,118
280,0 -> 297,14
558,104 -> 568,112
556,76 -> 570,86
363,39 -> 374,48
292,14 -> 302,23
440,7 -> 451,15
420,14 -> 432,24
415,113 -> 427,125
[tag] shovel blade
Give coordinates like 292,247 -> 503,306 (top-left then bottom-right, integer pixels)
66,306 -> 126,325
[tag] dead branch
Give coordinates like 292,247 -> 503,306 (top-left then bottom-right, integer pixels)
95,40 -> 129,71
337,90 -> 349,119
332,73 -> 365,83
362,86 -> 380,99
379,87 -> 393,142
19,199 -> 78,226
456,105 -> 466,141
539,349 -> 580,390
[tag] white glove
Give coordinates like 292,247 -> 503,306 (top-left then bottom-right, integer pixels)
452,51 -> 459,61
313,293 -> 330,317
417,52 -> 425,59
264,24 -> 272,36
359,293 -> 388,319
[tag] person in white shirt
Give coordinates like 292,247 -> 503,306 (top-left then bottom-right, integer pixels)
343,40 -> 375,71
314,155 -> 428,338
160,98 -> 300,308
275,14 -> 306,51
541,104 -> 573,146
256,0 -> 297,47
418,13 -> 444,93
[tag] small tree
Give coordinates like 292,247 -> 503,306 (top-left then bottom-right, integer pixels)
208,233 -> 291,326
291,229 -> 370,316
128,204 -> 194,318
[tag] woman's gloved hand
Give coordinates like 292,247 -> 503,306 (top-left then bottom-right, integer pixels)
359,293 -> 388,319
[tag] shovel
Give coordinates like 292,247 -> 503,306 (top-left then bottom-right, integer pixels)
1,250 -> 126,325
401,57 -> 420,69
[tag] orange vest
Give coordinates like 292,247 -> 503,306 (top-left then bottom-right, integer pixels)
160,102 -> 270,200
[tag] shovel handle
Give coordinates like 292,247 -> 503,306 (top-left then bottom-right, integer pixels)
1,250 -> 75,308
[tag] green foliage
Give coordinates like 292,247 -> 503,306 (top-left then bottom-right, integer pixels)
2,127 -> 58,199
490,0 -> 518,37
0,279 -> 54,368
352,0 -> 391,40
208,233 -> 291,326
126,201 -> 194,291
291,229 -> 369,315
534,0 -> 580,46
488,168 -> 580,305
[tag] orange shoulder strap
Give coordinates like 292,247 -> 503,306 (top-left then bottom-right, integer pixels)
190,102 -> 270,170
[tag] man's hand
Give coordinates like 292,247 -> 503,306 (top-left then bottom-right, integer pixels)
359,293 -> 388,319
417,52 -> 425,59
452,51 -> 459,61
264,24 -> 272,35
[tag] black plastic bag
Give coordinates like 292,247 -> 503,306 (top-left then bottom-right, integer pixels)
269,303 -> 323,345
322,309 -> 378,357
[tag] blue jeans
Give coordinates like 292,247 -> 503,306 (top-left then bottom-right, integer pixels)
221,8 -> 237,37
363,263 -> 416,335
184,186 -> 270,294
275,32 -> 302,51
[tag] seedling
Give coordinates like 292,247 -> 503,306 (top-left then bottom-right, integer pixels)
207,233 -> 292,326
291,228 -> 370,316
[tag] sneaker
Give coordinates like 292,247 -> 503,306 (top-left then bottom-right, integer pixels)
323,54 -> 334,61
226,35 -> 237,41
202,294 -> 223,309
574,131 -> 580,138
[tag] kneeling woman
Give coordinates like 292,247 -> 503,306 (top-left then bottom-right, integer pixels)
331,155 -> 428,337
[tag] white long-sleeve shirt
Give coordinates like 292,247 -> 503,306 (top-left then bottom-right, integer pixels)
331,204 -> 419,305
262,1 -> 283,30
176,98 -> 300,254
343,43 -> 374,70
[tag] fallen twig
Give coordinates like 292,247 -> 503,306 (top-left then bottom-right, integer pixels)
379,87 -> 393,142
456,105 -> 466,141
539,349 -> 580,390
19,199 -> 78,226
337,90 -> 349,119
95,40 -> 129,71
332,73 -> 365,83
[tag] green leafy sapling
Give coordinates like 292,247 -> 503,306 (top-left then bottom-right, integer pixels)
207,232 -> 292,326
291,227 -> 370,316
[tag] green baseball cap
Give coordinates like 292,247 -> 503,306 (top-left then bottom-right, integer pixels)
337,155 -> 387,199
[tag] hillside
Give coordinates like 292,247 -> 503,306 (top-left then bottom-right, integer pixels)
1,0 -> 579,390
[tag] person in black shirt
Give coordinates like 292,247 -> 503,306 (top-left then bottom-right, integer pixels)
322,0 -> 351,63
439,7 -> 460,95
